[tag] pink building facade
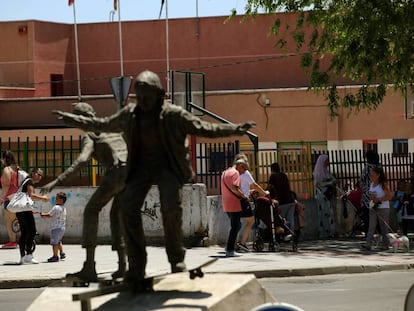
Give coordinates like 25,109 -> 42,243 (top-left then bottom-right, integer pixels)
0,14 -> 413,155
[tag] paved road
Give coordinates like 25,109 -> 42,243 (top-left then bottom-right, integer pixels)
261,270 -> 414,311
1,237 -> 413,289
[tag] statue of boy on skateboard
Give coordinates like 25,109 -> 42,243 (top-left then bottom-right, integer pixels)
54,70 -> 255,290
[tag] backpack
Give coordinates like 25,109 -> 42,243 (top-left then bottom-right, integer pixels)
17,168 -> 29,187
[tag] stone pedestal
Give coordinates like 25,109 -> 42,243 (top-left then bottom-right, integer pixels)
28,273 -> 276,311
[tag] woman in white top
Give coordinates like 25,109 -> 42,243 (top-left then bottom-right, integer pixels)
361,166 -> 393,250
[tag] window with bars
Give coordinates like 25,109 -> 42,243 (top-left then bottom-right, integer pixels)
363,140 -> 378,154
393,138 -> 408,156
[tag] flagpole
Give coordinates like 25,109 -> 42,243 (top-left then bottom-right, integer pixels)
72,1 -> 82,102
196,0 -> 199,36
165,0 -> 170,95
117,0 -> 124,76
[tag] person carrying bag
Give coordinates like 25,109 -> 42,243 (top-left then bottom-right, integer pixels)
221,159 -> 250,257
12,168 -> 49,264
7,178 -> 34,213
222,173 -> 250,214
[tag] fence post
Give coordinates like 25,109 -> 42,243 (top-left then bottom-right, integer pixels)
23,138 -> 29,170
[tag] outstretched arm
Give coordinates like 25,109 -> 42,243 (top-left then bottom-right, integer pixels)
251,182 -> 270,197
53,107 -> 127,133
41,136 -> 94,193
180,109 -> 256,138
28,184 -> 49,202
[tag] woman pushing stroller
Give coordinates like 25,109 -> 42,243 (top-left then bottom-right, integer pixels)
251,162 -> 299,251
267,163 -> 296,231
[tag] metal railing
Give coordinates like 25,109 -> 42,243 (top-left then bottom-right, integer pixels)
0,136 -> 103,186
2,136 -> 413,197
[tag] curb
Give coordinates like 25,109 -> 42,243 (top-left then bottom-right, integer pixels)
1,263 -> 413,289
237,263 -> 414,278
0,278 -> 60,289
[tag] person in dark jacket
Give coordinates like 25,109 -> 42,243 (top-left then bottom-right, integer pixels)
267,162 -> 296,237
54,70 -> 255,290
267,162 -> 295,206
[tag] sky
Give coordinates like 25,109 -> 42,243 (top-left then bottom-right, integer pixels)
0,0 -> 249,24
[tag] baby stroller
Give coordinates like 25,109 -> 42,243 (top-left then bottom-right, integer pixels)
252,196 -> 298,252
337,187 -> 364,236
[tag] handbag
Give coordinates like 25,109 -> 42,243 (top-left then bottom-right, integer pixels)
6,179 -> 34,213
222,175 -> 250,212
240,197 -> 250,213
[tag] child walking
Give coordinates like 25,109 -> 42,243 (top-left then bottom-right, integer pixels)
41,192 -> 67,262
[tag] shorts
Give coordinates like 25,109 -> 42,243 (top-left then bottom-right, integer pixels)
50,228 -> 65,246
241,201 -> 254,218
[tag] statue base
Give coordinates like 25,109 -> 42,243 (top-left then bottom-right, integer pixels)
27,273 -> 276,311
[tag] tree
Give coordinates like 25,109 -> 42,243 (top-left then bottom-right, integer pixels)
233,1 -> 414,117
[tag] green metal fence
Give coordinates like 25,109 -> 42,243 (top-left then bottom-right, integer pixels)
2,135 -> 413,197
0,136 -> 104,186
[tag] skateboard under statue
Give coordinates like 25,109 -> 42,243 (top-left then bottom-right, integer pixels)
68,258 -> 217,311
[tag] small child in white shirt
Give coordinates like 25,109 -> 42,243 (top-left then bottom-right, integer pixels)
41,192 -> 67,262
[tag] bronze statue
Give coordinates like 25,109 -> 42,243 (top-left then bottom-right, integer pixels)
54,70 -> 255,290
43,102 -> 128,282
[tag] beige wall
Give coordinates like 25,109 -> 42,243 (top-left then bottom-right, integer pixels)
1,86 -> 412,154
0,95 -> 118,129
201,86 -> 414,149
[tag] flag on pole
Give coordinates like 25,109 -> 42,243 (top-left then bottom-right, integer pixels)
114,0 -> 117,11
68,0 -> 74,6
159,0 -> 165,19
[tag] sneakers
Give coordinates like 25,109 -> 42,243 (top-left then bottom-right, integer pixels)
225,250 -> 243,257
60,252 -> 66,260
48,256 -> 59,262
236,242 -> 250,253
22,254 -> 39,264
283,234 -> 293,242
2,242 -> 17,249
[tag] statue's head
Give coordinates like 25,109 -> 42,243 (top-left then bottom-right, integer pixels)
134,70 -> 165,112
135,70 -> 164,91
72,102 -> 96,117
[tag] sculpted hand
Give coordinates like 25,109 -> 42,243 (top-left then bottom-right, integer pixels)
52,110 -> 66,120
52,110 -> 78,126
238,121 -> 256,132
40,180 -> 58,194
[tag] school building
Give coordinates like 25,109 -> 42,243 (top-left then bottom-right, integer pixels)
1,13 -> 414,195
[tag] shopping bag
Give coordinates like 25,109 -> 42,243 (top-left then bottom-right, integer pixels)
6,179 -> 34,213
7,191 -> 34,213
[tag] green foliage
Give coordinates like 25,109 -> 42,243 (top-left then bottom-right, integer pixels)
238,0 -> 414,116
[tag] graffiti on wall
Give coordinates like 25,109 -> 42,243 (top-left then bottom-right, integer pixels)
141,201 -> 159,221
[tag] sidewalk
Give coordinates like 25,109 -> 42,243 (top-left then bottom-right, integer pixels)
1,237 -> 413,289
